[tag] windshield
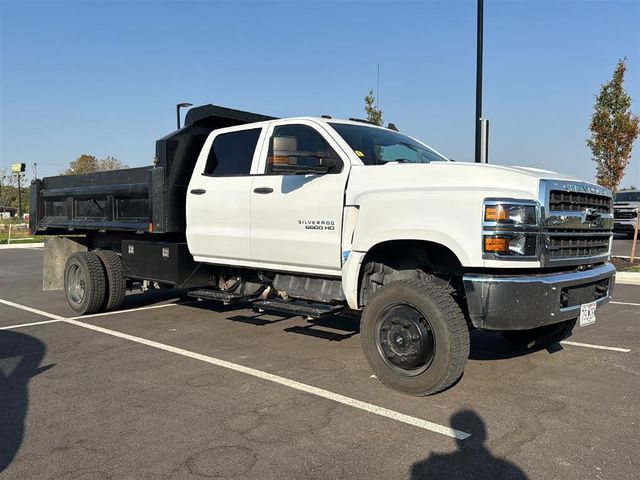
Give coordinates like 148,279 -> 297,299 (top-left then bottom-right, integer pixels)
616,192 -> 640,202
329,123 -> 448,165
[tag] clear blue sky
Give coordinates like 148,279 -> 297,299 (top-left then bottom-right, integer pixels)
1,0 -> 639,187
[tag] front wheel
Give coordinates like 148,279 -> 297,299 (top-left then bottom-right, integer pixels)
360,278 -> 470,396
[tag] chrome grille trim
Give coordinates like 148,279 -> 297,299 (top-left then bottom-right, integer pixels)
549,190 -> 612,213
539,180 -> 613,267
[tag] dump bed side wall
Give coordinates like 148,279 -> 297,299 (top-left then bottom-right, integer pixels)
32,166 -> 158,234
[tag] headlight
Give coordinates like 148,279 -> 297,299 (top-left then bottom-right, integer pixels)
483,199 -> 539,259
484,203 -> 537,226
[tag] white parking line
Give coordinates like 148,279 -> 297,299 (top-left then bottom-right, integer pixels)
0,299 -> 66,320
0,299 -> 194,329
70,300 -> 194,320
560,340 -> 631,353
610,301 -> 640,307
0,319 -> 62,330
0,297 -> 470,440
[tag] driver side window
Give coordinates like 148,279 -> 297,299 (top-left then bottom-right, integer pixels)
265,124 -> 342,175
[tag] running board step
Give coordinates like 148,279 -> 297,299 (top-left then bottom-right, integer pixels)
253,299 -> 343,319
188,289 -> 245,303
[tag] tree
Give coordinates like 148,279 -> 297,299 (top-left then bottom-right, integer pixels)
62,155 -> 128,175
98,156 -> 127,171
364,90 -> 383,126
63,154 -> 99,175
587,58 -> 640,194
0,169 -> 29,214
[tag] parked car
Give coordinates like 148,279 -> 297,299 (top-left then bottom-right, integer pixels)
613,190 -> 640,238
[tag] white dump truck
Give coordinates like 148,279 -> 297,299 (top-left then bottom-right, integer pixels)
31,104 -> 615,395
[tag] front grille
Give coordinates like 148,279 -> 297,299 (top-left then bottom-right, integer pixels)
548,235 -> 610,258
614,210 -> 637,220
549,190 -> 612,214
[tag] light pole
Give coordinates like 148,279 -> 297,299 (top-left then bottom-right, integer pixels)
475,0 -> 485,163
176,102 -> 193,130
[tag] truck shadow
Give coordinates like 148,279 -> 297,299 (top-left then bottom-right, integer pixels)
283,314 -> 360,341
185,299 -> 361,341
181,298 -> 567,352
0,331 -> 54,473
409,409 -> 528,479
121,288 -> 192,310
469,330 -> 564,360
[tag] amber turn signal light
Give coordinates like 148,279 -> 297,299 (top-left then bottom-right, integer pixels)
484,237 -> 509,252
484,205 -> 509,221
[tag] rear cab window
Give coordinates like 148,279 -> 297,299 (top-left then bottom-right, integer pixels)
203,128 -> 262,176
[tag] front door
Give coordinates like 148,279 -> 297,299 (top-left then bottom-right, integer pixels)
250,121 -> 349,275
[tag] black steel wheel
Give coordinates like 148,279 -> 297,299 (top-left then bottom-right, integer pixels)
375,303 -> 436,376
361,277 -> 470,396
95,250 -> 126,312
64,252 -> 107,315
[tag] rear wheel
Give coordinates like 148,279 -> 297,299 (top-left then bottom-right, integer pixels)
360,278 -> 470,396
95,250 -> 126,312
64,252 -> 107,315
502,319 -> 576,349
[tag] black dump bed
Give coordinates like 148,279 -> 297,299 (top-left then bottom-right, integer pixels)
30,105 -> 275,235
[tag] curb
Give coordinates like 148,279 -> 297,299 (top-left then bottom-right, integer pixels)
616,271 -> 640,286
0,242 -> 44,250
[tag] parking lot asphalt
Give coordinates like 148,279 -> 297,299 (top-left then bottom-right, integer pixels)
1,247 -> 638,480
612,234 -> 638,257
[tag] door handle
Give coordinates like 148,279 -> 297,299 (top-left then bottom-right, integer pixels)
190,188 -> 206,195
253,187 -> 274,194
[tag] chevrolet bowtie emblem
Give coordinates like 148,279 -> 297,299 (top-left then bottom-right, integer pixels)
581,208 -> 601,223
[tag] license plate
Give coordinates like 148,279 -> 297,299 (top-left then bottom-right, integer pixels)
579,301 -> 597,327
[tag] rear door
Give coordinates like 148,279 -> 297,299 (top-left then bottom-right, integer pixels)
186,125 -> 265,264
250,120 -> 350,275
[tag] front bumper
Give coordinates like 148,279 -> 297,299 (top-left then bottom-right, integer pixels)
463,262 -> 615,330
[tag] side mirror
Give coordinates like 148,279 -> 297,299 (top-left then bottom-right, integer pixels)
270,136 -> 339,174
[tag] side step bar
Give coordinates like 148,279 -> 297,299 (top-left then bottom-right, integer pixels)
253,299 -> 343,319
187,288 -> 245,303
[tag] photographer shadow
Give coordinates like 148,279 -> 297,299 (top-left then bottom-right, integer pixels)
0,331 -> 54,473
409,410 -> 527,480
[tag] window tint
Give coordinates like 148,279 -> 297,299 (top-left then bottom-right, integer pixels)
266,124 -> 341,174
203,128 -> 261,176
